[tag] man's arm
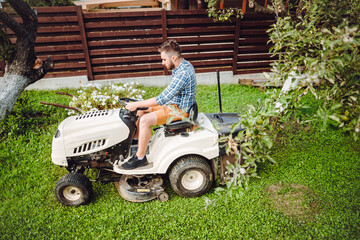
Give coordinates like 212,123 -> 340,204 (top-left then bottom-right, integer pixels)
156,75 -> 187,106
125,97 -> 158,112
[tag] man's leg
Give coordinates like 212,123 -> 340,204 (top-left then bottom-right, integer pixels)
121,106 -> 178,169
134,109 -> 150,140
136,112 -> 157,159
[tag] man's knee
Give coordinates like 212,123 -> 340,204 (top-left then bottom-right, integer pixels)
139,113 -> 157,128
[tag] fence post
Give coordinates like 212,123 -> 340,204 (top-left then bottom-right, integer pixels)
161,8 -> 169,75
75,6 -> 94,80
232,17 -> 241,75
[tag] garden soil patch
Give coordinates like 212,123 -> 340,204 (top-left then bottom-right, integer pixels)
267,183 -> 320,222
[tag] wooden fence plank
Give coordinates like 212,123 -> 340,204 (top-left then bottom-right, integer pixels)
238,45 -> 271,53
237,53 -> 273,61
94,70 -> 164,80
13,16 -> 78,24
183,52 -> 233,60
37,16 -> 78,23
181,43 -> 234,52
90,46 -> 158,56
167,26 -> 235,36
239,37 -> 269,44
167,9 -> 207,15
35,44 -> 84,53
34,35 -> 82,43
170,35 -> 235,44
167,18 -> 221,25
35,6 -> 78,13
45,71 -> 87,78
85,19 -> 162,29
37,26 -> 81,34
192,60 -> 233,67
87,29 -> 162,38
5,26 -> 80,35
88,38 -> 164,47
36,53 -> 85,61
54,62 -> 86,70
83,10 -> 162,18
93,63 -> 163,73
92,55 -> 160,65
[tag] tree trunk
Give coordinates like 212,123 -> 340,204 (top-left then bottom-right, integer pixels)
0,73 -> 30,118
0,0 -> 54,120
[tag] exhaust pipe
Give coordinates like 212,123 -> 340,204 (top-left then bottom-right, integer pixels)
217,70 -> 223,113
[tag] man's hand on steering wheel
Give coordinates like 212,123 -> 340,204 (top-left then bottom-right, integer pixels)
124,102 -> 139,112
118,97 -> 148,112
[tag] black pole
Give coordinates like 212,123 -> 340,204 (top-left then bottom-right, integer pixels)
216,70 -> 222,113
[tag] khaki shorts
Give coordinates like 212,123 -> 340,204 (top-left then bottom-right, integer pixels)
151,104 -> 188,125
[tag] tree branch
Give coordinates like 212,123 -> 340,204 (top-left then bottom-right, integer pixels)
8,0 -> 37,30
29,56 -> 54,83
56,92 -> 74,98
0,8 -> 25,35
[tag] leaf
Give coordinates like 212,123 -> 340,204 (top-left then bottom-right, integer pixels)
331,57 -> 345,67
329,115 -> 341,123
266,155 -> 277,164
262,135 -> 273,149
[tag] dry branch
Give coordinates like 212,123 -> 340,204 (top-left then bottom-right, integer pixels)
40,101 -> 81,113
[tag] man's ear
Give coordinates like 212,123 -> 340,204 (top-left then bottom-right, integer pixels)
171,55 -> 177,63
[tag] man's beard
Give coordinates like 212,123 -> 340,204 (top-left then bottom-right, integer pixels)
166,61 -> 175,70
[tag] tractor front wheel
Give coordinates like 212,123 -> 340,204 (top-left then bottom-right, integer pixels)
55,173 -> 92,206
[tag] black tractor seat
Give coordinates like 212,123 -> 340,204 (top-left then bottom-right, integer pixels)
163,102 -> 198,136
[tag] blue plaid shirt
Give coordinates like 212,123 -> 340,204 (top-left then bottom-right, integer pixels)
156,59 -> 196,111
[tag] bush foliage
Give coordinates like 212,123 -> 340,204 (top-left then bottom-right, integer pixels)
268,0 -> 360,139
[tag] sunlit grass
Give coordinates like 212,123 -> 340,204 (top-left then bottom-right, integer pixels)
0,84 -> 359,239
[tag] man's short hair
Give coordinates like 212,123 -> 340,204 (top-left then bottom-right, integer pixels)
158,40 -> 182,58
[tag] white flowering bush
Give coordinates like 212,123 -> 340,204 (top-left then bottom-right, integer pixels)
67,82 -> 145,115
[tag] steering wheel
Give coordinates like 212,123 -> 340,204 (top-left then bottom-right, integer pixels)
118,97 -> 148,111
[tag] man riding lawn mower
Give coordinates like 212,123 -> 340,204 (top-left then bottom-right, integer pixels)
51,41 -> 243,206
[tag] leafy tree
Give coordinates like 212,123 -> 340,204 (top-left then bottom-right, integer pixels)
268,0 -> 360,139
206,0 -> 360,206
0,0 -> 54,120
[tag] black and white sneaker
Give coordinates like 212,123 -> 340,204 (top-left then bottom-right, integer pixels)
131,139 -> 138,145
121,155 -> 148,170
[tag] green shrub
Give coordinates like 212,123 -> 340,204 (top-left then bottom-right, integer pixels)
0,92 -> 47,139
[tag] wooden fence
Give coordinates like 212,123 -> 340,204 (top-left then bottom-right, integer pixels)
0,6 -> 276,80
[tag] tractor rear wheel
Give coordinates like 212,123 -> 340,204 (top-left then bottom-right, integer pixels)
169,156 -> 213,198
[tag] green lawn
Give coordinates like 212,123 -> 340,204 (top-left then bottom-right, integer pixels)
0,84 -> 359,239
